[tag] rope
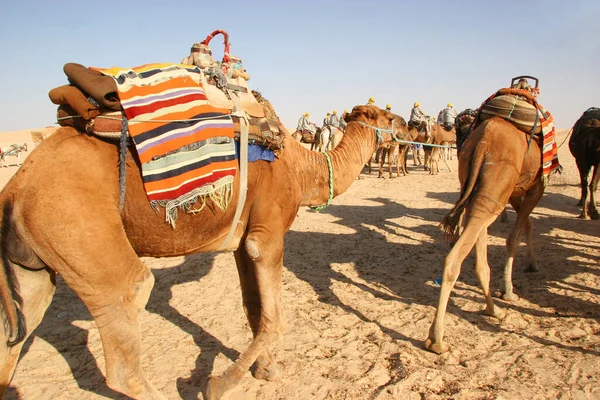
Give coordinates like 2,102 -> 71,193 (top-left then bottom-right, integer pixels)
394,138 -> 456,149
309,119 -> 394,212
119,116 -> 128,212
309,151 -> 334,212
557,127 -> 573,149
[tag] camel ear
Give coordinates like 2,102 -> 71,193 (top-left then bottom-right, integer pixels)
385,110 -> 394,122
367,106 -> 379,120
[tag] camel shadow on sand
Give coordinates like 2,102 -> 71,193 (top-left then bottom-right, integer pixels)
6,186 -> 599,398
284,191 -> 600,357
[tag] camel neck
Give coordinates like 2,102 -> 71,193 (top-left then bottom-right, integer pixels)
293,122 -> 378,207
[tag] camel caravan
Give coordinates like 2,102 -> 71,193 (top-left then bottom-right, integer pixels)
0,27 -> 595,399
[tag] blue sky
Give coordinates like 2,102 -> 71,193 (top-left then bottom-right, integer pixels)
0,0 -> 598,132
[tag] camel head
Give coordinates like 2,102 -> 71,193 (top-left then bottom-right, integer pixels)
391,113 -> 410,139
344,105 -> 394,129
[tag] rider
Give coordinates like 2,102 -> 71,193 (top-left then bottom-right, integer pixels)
339,109 -> 348,131
385,104 -> 392,112
323,112 -> 332,128
367,97 -> 375,106
409,101 -> 429,127
410,101 -> 433,138
438,103 -> 458,129
297,112 -> 315,135
328,110 -> 340,129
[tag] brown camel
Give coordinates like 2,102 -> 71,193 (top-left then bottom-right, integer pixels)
424,116 -> 545,354
367,114 -> 412,178
569,108 -> 600,219
409,123 -> 456,174
0,104 -> 395,399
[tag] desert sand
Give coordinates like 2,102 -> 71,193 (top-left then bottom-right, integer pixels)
3,128 -> 599,399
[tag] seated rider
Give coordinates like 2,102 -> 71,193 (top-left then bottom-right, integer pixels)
438,103 -> 458,130
367,97 -> 375,106
385,104 -> 392,112
339,109 -> 348,131
297,112 -> 316,135
409,101 -> 430,128
322,112 -> 332,130
328,110 -> 341,130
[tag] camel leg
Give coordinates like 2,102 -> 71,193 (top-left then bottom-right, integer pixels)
442,148 -> 452,172
576,160 -> 591,215
232,245 -> 284,383
502,184 -> 544,301
587,164 -> 600,220
499,208 -> 509,223
474,227 -> 505,319
206,234 -> 284,400
0,266 -> 56,396
42,219 -> 161,400
424,213 -> 495,354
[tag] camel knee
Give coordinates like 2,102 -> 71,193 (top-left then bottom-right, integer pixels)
245,238 -> 261,260
129,269 -> 154,311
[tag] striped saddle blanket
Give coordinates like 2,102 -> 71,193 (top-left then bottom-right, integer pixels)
476,88 -> 560,185
98,63 -> 237,225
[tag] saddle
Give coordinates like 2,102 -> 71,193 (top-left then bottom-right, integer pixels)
478,88 -> 544,135
51,30 -> 286,153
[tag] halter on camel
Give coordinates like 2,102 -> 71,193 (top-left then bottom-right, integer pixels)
309,117 -> 395,211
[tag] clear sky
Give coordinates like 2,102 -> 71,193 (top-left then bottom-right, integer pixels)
0,0 -> 598,132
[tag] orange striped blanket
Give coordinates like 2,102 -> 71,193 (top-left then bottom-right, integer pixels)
97,63 -> 236,226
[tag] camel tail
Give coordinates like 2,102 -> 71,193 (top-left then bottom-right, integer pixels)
0,201 -> 26,346
440,142 -> 488,239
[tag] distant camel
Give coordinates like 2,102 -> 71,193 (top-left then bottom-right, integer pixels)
409,123 -> 456,174
425,117 -> 546,355
366,114 -> 412,178
0,143 -> 28,167
0,104 -> 396,399
569,107 -> 600,219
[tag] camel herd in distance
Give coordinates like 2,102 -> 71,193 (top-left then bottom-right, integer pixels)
0,85 -> 598,398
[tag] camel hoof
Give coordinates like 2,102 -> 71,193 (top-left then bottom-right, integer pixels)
578,213 -> 589,220
423,338 -> 449,354
501,292 -> 520,302
253,361 -> 285,382
485,306 -> 506,320
204,376 -> 231,400
590,211 -> 600,220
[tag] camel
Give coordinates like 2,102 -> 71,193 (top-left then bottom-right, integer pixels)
569,110 -> 600,220
0,143 -> 28,167
0,103 -> 395,399
329,127 -> 343,150
409,123 -> 456,174
311,126 -> 330,152
424,116 -> 545,354
365,114 -> 412,178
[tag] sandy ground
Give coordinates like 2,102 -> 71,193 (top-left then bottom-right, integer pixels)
3,128 -> 600,399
